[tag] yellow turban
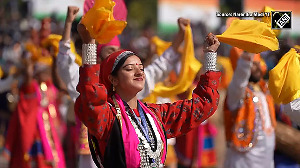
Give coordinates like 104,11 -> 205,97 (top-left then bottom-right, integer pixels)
26,34 -> 82,67
25,42 -> 42,62
81,0 -> 127,44
41,34 -> 82,66
216,19 -> 279,53
36,56 -> 53,67
269,48 -> 300,104
25,42 -> 53,66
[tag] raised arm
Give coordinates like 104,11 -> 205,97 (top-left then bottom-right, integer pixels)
147,33 -> 222,138
62,6 -> 79,42
147,71 -> 221,138
137,18 -> 189,99
226,52 -> 254,111
56,6 -> 80,102
74,24 -> 115,141
51,49 -> 68,93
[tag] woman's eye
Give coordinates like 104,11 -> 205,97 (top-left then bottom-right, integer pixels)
140,69 -> 144,71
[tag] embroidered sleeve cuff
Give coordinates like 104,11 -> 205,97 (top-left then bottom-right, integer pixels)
79,64 -> 100,85
198,71 -> 221,90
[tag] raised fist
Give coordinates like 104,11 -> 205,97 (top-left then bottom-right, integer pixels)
177,18 -> 190,32
77,23 -> 94,44
66,6 -> 79,23
204,33 -> 220,53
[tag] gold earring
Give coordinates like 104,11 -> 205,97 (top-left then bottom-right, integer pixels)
113,86 -> 115,92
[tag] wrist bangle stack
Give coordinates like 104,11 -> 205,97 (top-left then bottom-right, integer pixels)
82,44 -> 97,65
205,52 -> 217,71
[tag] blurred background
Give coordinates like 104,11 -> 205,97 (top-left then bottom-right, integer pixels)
0,0 -> 299,68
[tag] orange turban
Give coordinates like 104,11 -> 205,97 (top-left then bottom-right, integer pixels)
230,47 -> 267,74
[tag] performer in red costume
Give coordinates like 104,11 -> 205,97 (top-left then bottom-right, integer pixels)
74,21 -> 221,167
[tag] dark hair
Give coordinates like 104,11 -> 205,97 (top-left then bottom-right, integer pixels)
111,54 -> 134,76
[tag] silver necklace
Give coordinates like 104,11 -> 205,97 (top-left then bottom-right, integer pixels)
126,110 -> 164,168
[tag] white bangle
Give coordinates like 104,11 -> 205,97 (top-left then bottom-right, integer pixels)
205,52 -> 217,71
82,44 -> 97,65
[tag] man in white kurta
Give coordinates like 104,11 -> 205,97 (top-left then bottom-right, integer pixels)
224,52 -> 275,168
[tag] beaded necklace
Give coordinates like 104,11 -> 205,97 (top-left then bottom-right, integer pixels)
124,101 -> 163,167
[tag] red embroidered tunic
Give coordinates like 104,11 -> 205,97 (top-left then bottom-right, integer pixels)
75,64 -> 221,155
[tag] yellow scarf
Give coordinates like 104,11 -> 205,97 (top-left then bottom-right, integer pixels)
216,19 -> 279,53
81,0 -> 127,44
143,25 -> 201,103
151,36 -> 172,56
217,56 -> 233,90
269,48 -> 300,104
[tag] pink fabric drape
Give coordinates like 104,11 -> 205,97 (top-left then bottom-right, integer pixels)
114,94 -> 166,167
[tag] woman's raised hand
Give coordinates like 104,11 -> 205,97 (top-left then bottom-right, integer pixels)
172,17 -> 190,53
204,33 -> 220,53
66,6 -> 79,23
77,23 -> 95,44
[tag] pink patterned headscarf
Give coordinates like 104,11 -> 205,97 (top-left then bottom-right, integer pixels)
97,36 -> 121,55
